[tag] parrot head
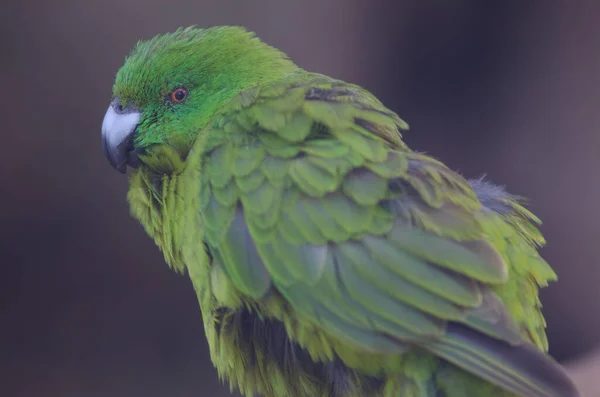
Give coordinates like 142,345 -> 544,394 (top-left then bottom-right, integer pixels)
101,26 -> 296,173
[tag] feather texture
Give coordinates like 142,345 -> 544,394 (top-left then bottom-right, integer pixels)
116,28 -> 578,397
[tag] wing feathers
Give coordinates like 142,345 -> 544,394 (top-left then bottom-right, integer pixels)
200,76 -> 576,396
429,324 -> 579,397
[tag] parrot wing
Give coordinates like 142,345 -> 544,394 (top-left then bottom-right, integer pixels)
196,75 -> 578,397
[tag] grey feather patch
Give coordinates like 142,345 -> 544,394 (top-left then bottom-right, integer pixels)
469,178 -> 519,216
427,323 -> 580,397
218,208 -> 272,298
463,288 -> 523,344
272,238 -> 328,283
301,244 -> 329,283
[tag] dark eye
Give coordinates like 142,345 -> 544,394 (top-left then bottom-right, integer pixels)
169,87 -> 187,103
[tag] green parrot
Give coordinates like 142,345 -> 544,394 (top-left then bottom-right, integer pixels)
101,26 -> 578,397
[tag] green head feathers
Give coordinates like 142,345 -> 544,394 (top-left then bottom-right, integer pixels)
102,26 -> 298,171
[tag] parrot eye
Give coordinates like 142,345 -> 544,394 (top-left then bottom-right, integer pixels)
169,87 -> 188,104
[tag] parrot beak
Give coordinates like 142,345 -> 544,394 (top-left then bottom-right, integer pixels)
101,100 -> 141,173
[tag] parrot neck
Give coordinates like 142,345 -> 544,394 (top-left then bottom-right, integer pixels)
127,156 -> 188,273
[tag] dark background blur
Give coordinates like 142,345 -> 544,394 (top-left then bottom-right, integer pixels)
2,1 -> 599,396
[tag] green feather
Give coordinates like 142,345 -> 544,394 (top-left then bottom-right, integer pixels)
362,235 -> 483,307
289,158 -> 341,197
277,112 -> 314,142
235,168 -> 265,192
232,143 -> 266,177
388,224 -> 508,284
343,169 -> 389,205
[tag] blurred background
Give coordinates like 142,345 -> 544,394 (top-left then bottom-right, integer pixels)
1,1 -> 599,396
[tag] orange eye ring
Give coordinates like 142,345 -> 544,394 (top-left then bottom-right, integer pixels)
170,87 -> 188,103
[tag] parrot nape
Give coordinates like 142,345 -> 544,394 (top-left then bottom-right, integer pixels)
101,26 -> 578,397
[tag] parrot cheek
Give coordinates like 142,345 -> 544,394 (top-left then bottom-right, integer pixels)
101,101 -> 141,173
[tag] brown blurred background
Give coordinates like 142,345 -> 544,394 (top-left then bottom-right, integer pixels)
1,1 -> 599,396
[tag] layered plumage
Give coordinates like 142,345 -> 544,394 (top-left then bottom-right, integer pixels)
103,26 -> 578,397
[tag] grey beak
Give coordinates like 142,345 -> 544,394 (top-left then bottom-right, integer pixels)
101,101 -> 141,173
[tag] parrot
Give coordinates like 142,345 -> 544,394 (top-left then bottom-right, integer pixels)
101,26 -> 579,397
